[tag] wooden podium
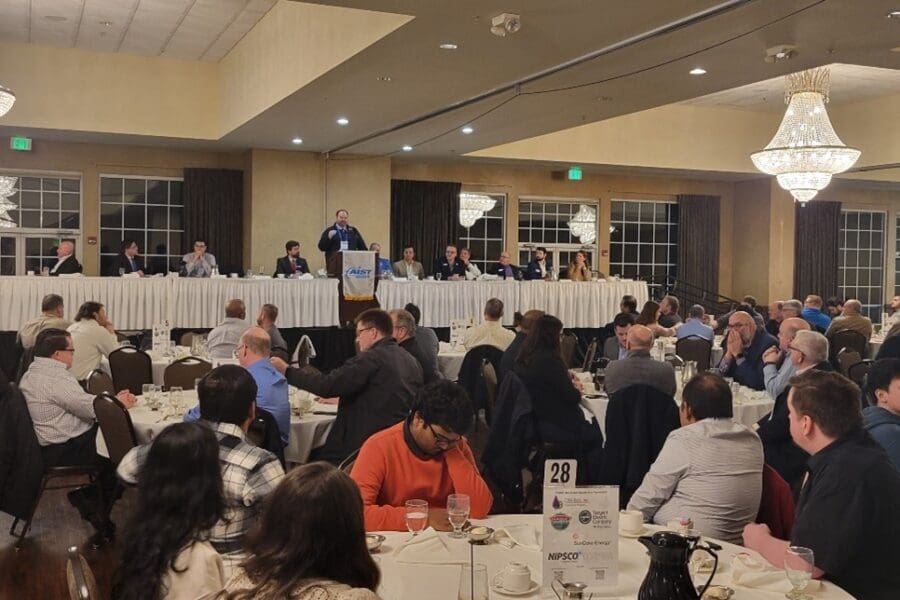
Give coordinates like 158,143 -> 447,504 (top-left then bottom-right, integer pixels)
327,251 -> 380,326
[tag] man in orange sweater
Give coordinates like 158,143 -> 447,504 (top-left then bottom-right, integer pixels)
351,380 -> 493,531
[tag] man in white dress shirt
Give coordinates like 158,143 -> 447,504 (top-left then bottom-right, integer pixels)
460,298 -> 515,351
208,299 -> 249,359
67,301 -> 120,381
48,240 -> 82,275
627,372 -> 763,544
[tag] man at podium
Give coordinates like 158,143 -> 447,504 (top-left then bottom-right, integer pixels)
318,209 -> 367,263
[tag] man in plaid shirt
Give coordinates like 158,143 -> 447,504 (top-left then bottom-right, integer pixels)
118,365 -> 284,574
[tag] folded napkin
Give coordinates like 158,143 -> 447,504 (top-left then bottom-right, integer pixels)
493,524 -> 540,550
395,528 -> 467,564
731,553 -> 822,594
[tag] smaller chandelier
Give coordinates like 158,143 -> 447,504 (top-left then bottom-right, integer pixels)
459,208 -> 483,228
567,204 -> 597,244
0,86 -> 15,117
751,68 -> 860,203
459,192 -> 497,214
0,176 -> 17,196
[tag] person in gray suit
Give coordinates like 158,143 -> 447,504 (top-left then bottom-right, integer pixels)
603,313 -> 635,361
392,244 -> 425,279
604,325 -> 676,397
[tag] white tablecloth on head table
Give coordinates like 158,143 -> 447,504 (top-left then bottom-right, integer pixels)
372,514 -> 853,600
0,275 -> 340,330
376,279 -> 648,328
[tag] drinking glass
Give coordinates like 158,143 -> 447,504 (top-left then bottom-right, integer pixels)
730,380 -> 742,405
784,546 -> 814,600
435,272 -> 442,281
447,494 -> 470,539
259,265 -> 265,276
170,386 -> 184,412
41,266 -> 50,276
118,267 -> 125,276
405,499 -> 428,536
458,564 -> 488,600
246,269 -> 254,278
141,383 -> 153,398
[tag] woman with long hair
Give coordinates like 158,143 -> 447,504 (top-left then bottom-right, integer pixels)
222,462 -> 380,600
635,300 -> 675,337
112,422 -> 225,600
566,251 -> 591,281
67,300 -> 120,380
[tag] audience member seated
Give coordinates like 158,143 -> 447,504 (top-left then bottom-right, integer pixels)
566,251 -> 591,281
875,322 -> 900,360
274,240 -> 309,276
392,244 -> 424,279
657,295 -> 682,328
460,298 -> 516,351
863,358 -> 900,470
271,309 -> 423,465
801,294 -> 831,332
223,463 -> 380,599
369,242 -> 393,276
628,373 -> 763,544
605,325 -> 676,398
433,245 -> 465,280
119,365 -> 285,573
675,304 -> 713,341
256,303 -> 287,351
106,238 -> 146,276
48,239 -> 82,275
404,302 -> 439,362
523,246 -> 550,280
756,331 -> 832,490
603,313 -> 634,361
459,247 -> 482,280
67,301 -> 120,381
111,423 -> 225,599
317,209 -> 367,264
499,309 -> 544,381
351,380 -> 493,531
716,295 -> 767,330
714,311 -> 778,391
21,328 -> 136,543
635,301 -> 675,338
390,309 -> 439,383
18,293 -> 70,349
762,317 -> 811,400
744,370 -> 900,600
780,299 -> 803,320
824,298 -> 872,340
765,300 -> 783,336
513,315 -> 604,480
182,238 -> 217,278
825,295 -> 844,319
491,250 -> 522,280
208,299 -> 249,359
620,294 -> 639,316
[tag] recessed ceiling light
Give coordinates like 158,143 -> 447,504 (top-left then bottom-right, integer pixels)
377,75 -> 392,82
892,46 -> 900,53
401,145 -> 413,152
689,67 -> 707,75
291,137 -> 303,145
439,43 -> 458,50
336,117 -> 350,126
887,10 -> 900,18
461,125 -> 474,134
44,15 -> 67,22
596,96 -> 613,102
99,20 -> 113,27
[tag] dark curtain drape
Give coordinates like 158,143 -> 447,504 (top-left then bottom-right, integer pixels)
793,200 -> 841,301
183,168 -> 243,274
676,194 -> 720,293
390,179 -> 461,273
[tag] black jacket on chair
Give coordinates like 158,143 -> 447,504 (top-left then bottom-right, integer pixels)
457,344 -> 504,416
0,384 -> 44,520
274,255 -> 310,276
106,253 -> 146,276
482,373 -> 536,505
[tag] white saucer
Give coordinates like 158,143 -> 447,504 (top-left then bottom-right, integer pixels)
619,526 -> 648,538
490,580 -> 540,596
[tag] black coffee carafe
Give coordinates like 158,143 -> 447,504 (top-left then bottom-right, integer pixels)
637,531 -> 719,599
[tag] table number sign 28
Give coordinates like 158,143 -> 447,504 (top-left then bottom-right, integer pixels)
544,459 -> 577,487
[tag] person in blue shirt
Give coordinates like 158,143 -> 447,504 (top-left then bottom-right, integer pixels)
801,295 -> 831,332
676,304 -> 715,341
186,327 -> 290,446
863,358 -> 900,471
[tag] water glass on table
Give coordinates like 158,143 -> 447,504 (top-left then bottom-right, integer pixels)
784,546 -> 814,599
447,494 -> 470,539
405,499 -> 428,536
459,564 -> 488,600
170,386 -> 184,412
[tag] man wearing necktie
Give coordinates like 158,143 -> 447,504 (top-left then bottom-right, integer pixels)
106,238 -> 145,276
275,240 -> 310,277
317,209 -> 367,264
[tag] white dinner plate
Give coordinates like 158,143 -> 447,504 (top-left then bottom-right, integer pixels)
490,580 -> 540,596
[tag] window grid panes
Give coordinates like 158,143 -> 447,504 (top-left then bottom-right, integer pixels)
3,175 -> 81,230
0,236 -> 15,275
457,194 -> 505,274
839,209 -> 885,322
609,199 -> 679,281
99,176 -> 183,276
517,198 -> 598,275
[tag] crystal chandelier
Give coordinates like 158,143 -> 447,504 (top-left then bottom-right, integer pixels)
751,68 -> 860,204
567,204 -> 597,244
0,85 -> 15,117
0,176 -> 17,196
0,176 -> 17,228
458,192 -> 497,228
459,208 -> 482,228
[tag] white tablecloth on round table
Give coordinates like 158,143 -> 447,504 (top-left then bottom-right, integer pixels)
869,335 -> 884,358
372,514 -> 853,600
438,342 -> 466,381
0,275 -> 340,330
376,279 -> 648,328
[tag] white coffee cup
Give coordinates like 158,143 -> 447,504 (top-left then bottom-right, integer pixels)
26,270 -> 35,276
276,273 -> 285,278
492,562 -> 531,593
619,509 -> 644,533
229,273 -> 238,278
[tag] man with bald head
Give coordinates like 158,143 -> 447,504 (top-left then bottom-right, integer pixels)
207,299 -> 249,359
48,239 -> 82,275
604,324 -> 676,397
762,317 -> 811,399
825,298 -> 873,340
715,311 -> 778,391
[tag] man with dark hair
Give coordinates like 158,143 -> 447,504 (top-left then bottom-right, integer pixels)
620,295 -> 639,315
500,309 -> 544,380
461,298 -> 515,351
676,304 -> 714,341
390,309 -> 439,383
628,372 -> 762,544
523,246 -> 550,280
21,328 -> 136,542
351,380 -> 493,531
118,365 -> 284,572
716,296 -> 767,330
603,313 -> 635,361
863,358 -> 900,469
825,295 -> 844,319
275,240 -> 309,276
715,311 -> 778,390
404,302 -> 439,362
106,238 -> 145,276
208,299 -> 249,358
658,295 -> 682,328
765,300 -> 784,336
433,245 -> 465,280
318,209 -> 367,264
19,293 -> 70,348
182,239 -> 216,277
392,244 -> 424,279
744,370 -> 900,600
271,308 -> 423,465
256,303 -> 287,351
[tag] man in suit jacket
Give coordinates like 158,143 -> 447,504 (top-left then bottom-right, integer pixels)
274,240 -> 310,277
48,240 -> 82,276
392,244 -> 424,279
432,245 -> 465,280
491,250 -> 522,280
605,325 -> 677,397
317,209 -> 367,264
523,247 -> 551,280
715,310 -> 779,390
603,313 -> 634,361
106,238 -> 145,276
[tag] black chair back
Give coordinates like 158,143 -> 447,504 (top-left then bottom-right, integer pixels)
15,346 -> 35,384
830,329 -> 869,361
560,333 -> 578,367
93,393 -> 137,467
675,336 -> 713,372
85,370 -> 115,396
581,339 -> 598,372
457,345 -> 504,417
247,407 -> 286,468
108,346 -> 152,394
848,359 -> 874,389
482,361 -> 498,424
837,347 -> 862,377
163,356 -> 212,390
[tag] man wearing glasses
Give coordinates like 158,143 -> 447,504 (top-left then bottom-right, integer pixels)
714,310 -> 778,390
270,309 -> 423,465
350,380 -> 493,531
181,238 -> 217,277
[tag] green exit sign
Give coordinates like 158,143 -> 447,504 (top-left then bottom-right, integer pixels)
567,166 -> 582,181
10,136 -> 32,151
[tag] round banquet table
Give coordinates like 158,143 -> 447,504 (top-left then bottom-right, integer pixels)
372,514 -> 854,599
438,342 -> 466,381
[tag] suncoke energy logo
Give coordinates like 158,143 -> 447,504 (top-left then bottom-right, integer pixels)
550,513 -> 571,531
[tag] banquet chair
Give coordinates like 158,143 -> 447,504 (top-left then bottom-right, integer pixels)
481,361 -> 498,425
580,339 -> 597,372
339,449 -> 360,473
66,546 -> 99,600
830,329 -> 868,361
756,464 -> 795,540
560,333 -> 578,368
164,356 -> 212,390
14,345 -> 35,384
93,393 -> 138,522
848,359 -> 874,390
457,345 -> 503,426
247,408 -> 286,468
837,347 -> 862,377
85,370 -> 115,396
108,346 -> 152,394
675,336 -> 712,372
